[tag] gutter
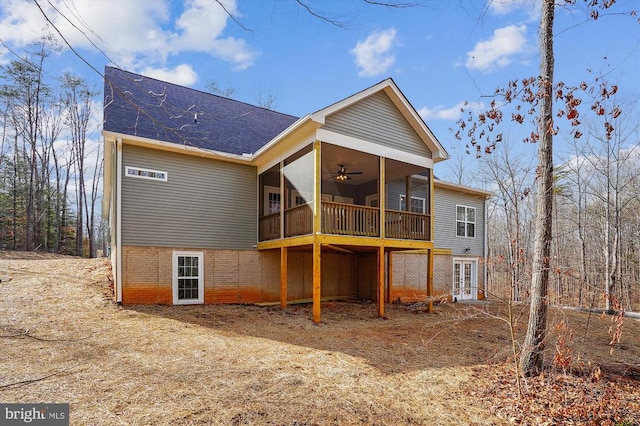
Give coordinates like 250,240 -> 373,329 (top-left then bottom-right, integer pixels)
102,131 -> 254,164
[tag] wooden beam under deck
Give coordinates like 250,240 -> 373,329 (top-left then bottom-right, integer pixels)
259,234 -> 433,252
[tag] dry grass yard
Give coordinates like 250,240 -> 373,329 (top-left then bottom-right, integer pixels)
1,252 -> 639,425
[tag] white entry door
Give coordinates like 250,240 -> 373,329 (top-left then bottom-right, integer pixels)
453,259 -> 476,300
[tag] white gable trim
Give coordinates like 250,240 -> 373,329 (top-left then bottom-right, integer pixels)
310,79 -> 395,124
310,79 -> 448,163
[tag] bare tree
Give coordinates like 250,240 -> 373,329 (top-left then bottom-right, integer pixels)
453,0 -> 632,376
481,142 -> 536,302
62,73 -> 96,256
204,80 -> 236,98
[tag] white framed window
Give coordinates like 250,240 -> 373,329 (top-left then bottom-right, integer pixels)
125,166 -> 168,181
290,190 -> 310,207
456,205 -> 476,238
172,251 -> 204,305
263,186 -> 281,215
400,195 -> 426,213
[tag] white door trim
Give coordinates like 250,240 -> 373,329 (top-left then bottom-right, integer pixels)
453,258 -> 477,300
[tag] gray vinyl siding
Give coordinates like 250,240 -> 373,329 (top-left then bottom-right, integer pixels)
323,92 -> 432,159
121,145 -> 257,249
434,186 -> 486,256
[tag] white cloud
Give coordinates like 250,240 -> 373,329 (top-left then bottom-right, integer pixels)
487,0 -> 523,16
466,24 -> 528,72
0,0 -> 256,74
170,0 -> 256,70
139,64 -> 198,86
350,28 -> 397,77
418,101 -> 486,121
487,0 -> 541,21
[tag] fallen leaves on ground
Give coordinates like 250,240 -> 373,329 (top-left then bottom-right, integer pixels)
468,362 -> 640,425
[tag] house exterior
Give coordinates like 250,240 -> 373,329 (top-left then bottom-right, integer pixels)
102,67 -> 491,322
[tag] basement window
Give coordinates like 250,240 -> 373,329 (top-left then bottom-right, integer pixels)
125,166 -> 168,181
172,251 -> 204,305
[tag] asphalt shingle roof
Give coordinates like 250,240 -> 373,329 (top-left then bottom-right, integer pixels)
103,66 -> 300,155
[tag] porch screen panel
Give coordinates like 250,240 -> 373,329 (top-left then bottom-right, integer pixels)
283,150 -> 314,237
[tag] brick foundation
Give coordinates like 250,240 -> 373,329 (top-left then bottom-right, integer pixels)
119,246 -> 484,305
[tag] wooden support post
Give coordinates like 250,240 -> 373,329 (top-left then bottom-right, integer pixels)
378,246 -> 385,318
428,168 -> 434,241
280,247 -> 288,309
427,248 -> 434,313
387,251 -> 393,303
312,241 -> 322,323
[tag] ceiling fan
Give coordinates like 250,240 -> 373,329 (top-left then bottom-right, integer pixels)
332,164 -> 363,181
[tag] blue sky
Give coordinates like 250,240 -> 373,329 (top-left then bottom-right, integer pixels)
1,0 -> 638,181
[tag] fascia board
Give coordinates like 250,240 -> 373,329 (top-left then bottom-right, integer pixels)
434,179 -> 493,197
102,131 -> 253,165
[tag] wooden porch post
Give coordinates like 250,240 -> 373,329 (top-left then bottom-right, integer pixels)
313,141 -> 321,234
379,157 -> 385,238
405,175 -> 412,211
427,248 -> 434,313
280,247 -> 288,309
313,241 -> 321,323
279,160 -> 285,239
429,168 -> 434,240
378,246 -> 385,318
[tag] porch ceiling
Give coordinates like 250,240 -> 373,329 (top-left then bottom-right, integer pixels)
320,143 -> 426,185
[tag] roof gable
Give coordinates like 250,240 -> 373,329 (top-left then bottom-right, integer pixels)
322,91 -> 432,159
103,67 -> 299,155
310,78 -> 448,162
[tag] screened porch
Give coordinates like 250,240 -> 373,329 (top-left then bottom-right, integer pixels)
258,142 -> 432,243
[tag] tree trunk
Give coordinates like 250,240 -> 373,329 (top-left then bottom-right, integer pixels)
520,0 -> 555,377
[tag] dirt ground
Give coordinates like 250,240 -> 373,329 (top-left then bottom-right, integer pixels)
0,252 -> 638,425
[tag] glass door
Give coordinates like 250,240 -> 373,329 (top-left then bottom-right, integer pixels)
453,260 -> 476,300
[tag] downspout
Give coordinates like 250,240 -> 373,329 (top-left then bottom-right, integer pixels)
116,137 -> 123,303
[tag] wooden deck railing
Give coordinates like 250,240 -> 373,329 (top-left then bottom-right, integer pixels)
285,203 -> 313,237
260,203 -> 430,241
321,202 -> 380,237
259,212 -> 280,241
385,209 -> 430,240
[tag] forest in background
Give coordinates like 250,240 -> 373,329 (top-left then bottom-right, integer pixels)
448,108 -> 640,312
1,37 -> 639,313
0,37 -> 104,258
